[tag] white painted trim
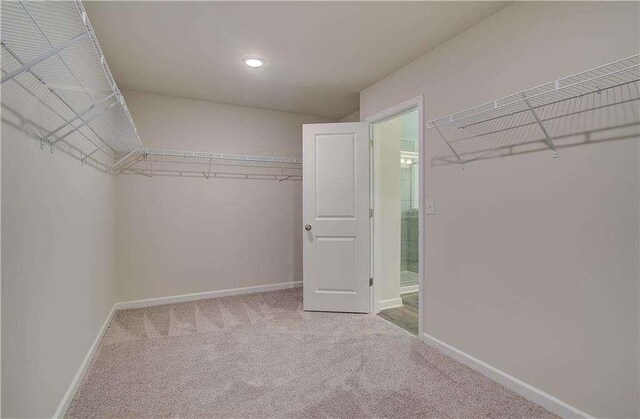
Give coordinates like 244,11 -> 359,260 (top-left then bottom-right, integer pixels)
401,285 -> 419,294
416,95 -> 425,339
378,297 -> 403,310
115,281 -> 302,310
54,304 -> 117,418
55,281 -> 302,416
366,96 -> 423,124
421,333 -> 593,419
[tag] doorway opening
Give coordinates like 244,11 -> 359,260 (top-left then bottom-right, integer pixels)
368,97 -> 423,337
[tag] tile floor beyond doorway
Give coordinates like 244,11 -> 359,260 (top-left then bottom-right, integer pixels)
400,271 -> 418,287
378,292 -> 419,336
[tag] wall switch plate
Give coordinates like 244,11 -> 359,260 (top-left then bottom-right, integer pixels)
426,198 -> 435,215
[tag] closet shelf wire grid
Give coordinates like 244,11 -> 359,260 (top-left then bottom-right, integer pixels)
4,1 -> 637,177
116,148 -> 303,181
427,54 -> 640,168
1,0 -> 301,181
1,0 -> 143,172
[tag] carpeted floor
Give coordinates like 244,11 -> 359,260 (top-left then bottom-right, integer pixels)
67,288 -> 556,418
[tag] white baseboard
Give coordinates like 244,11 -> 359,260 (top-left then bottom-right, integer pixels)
54,304 -> 117,418
421,333 -> 593,419
379,297 -> 403,310
115,281 -> 302,310
401,285 -> 418,294
55,281 -> 302,416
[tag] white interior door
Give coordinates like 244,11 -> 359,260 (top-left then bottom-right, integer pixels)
303,122 -> 370,313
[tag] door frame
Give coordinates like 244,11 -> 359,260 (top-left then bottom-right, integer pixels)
365,95 -> 424,338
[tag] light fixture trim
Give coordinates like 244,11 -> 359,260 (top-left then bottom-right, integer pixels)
244,56 -> 265,68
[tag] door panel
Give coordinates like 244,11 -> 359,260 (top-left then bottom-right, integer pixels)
315,133 -> 356,217
303,122 -> 370,313
316,237 -> 357,292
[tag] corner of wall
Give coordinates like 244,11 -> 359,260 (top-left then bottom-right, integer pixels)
339,110 -> 360,123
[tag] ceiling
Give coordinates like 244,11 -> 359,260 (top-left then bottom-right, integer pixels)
85,1 -> 509,119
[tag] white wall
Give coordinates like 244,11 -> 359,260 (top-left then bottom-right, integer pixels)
117,91 -> 334,300
1,123 -> 118,417
360,2 -> 639,417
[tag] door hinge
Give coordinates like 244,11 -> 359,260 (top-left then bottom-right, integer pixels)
369,208 -> 373,218
369,277 -> 373,287
369,139 -> 374,149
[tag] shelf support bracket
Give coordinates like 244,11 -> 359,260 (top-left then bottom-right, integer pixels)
109,147 -> 141,171
115,153 -> 145,176
278,160 -> 290,182
433,125 -> 465,169
521,93 -> 558,158
81,146 -> 102,163
42,93 -> 117,141
50,99 -> 119,146
1,32 -> 88,84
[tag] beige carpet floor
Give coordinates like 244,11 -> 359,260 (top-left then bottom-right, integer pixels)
67,288 -> 556,418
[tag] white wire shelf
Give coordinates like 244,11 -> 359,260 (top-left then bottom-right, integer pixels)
115,148 -> 303,181
1,0 -> 300,182
427,55 -> 640,168
1,0 -> 142,172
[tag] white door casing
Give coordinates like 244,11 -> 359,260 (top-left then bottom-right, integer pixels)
303,122 -> 370,313
366,95 -> 424,337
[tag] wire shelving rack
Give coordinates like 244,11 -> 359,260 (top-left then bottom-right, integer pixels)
427,55 -> 640,168
11,2 -> 635,178
1,0 -> 301,182
115,148 -> 303,181
1,0 -> 143,172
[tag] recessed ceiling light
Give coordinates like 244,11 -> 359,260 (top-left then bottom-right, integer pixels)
244,57 -> 264,68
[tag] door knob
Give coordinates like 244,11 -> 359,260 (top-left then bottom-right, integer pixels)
305,224 -> 312,231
